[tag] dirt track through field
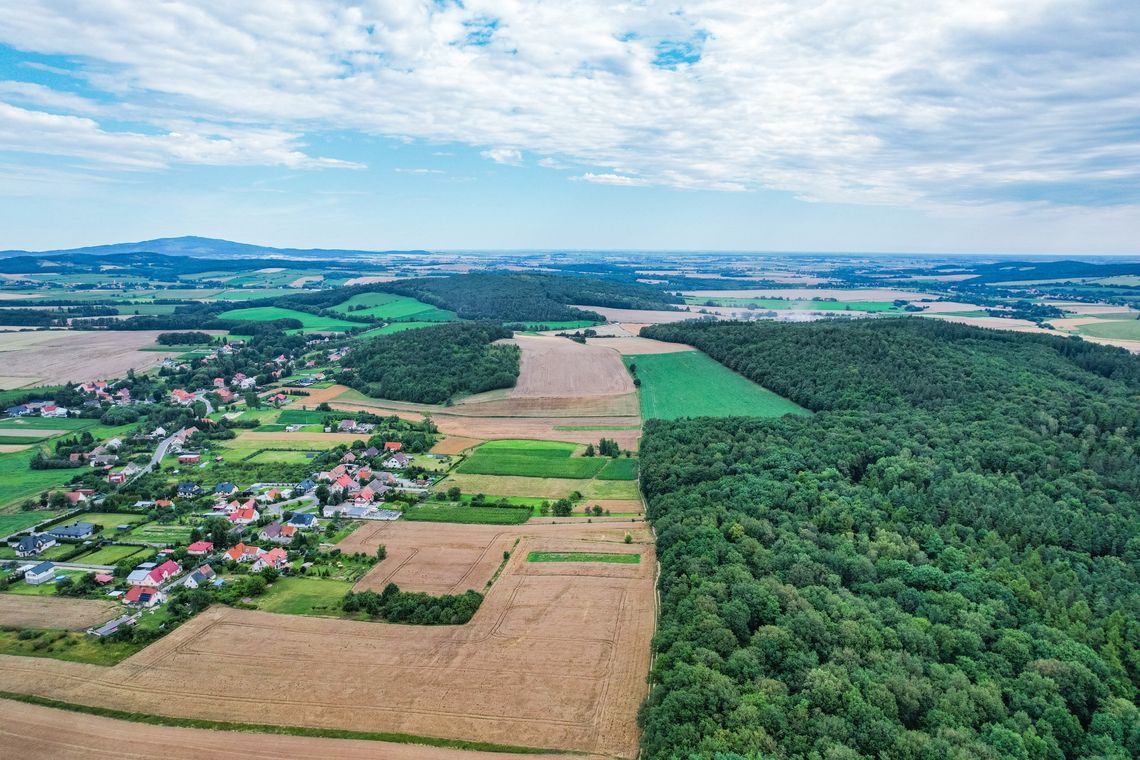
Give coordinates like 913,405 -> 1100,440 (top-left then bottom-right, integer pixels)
0,699 -> 597,760
0,520 -> 655,757
0,596 -> 119,631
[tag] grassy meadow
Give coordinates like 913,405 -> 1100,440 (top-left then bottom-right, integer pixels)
217,306 -> 360,333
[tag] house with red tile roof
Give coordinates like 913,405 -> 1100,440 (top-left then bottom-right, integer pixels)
251,547 -> 288,572
228,505 -> 260,525
224,543 -> 263,563
136,559 -> 182,588
170,389 -> 195,405
383,441 -> 402,451
187,541 -> 214,556
123,586 -> 164,607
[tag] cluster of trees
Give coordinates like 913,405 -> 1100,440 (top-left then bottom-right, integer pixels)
342,322 -> 519,404
637,319 -> 1139,759
0,305 -> 116,326
156,331 -> 214,345
342,582 -> 483,625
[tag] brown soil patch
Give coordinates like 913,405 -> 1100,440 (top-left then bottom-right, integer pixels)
578,499 -> 644,514
0,521 -> 655,757
0,699 -> 594,760
585,337 -> 693,355
493,335 -> 634,398
0,596 -> 119,631
0,330 -> 223,387
280,383 -> 353,406
1049,317 -> 1110,331
453,393 -> 639,418
0,428 -> 67,438
0,444 -> 32,453
430,435 -> 483,455
433,416 -> 640,449
290,275 -> 323,288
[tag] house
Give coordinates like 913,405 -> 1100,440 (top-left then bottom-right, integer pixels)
216,389 -> 236,404
227,505 -> 259,525
259,521 -> 296,544
184,565 -> 217,589
90,614 -> 135,637
213,377 -> 226,388
24,562 -> 57,585
178,482 -> 202,497
251,547 -> 288,572
341,451 -> 356,463
178,453 -> 201,465
123,586 -> 164,607
363,446 -> 380,458
47,522 -> 95,541
107,470 -> 128,485
61,491 -> 88,505
6,404 -> 31,417
186,540 -> 214,556
214,482 -> 238,496
94,574 -> 114,585
238,377 -> 257,390
170,389 -> 195,406
40,404 -> 68,418
383,453 -> 411,469
137,559 -> 182,587
333,474 -> 357,492
383,441 -> 402,451
224,543 -> 263,563
337,419 -> 357,432
155,499 -> 175,509
15,534 -> 56,557
296,478 -> 316,493
126,568 -> 150,585
91,454 -> 119,467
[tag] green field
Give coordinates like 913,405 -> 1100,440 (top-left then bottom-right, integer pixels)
0,510 -> 65,537
457,440 -> 605,478
527,551 -> 640,564
626,351 -> 810,420
4,570 -> 87,595
113,303 -> 179,315
553,424 -> 641,431
246,449 -> 320,464
253,577 -> 353,617
597,458 -> 639,480
402,505 -> 532,524
123,524 -> 194,544
683,296 -> 901,312
0,387 -> 62,407
0,449 -> 88,510
79,513 -> 149,531
332,293 -> 457,322
1076,318 -> 1140,341
217,306 -> 360,333
358,321 -> 443,338
73,544 -> 146,565
209,288 -> 304,301
0,417 -> 96,432
275,410 -> 328,425
515,320 -> 600,330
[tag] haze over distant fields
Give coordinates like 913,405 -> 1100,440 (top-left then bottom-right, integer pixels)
0,2 -> 1138,253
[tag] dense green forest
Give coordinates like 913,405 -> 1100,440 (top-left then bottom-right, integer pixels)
638,319 -> 1139,759
340,322 -> 518,404
381,272 -> 681,320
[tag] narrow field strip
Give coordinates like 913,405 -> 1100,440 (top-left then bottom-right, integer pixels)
527,552 -> 640,564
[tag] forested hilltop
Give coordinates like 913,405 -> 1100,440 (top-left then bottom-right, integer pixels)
339,322 -> 518,404
637,319 -> 1139,759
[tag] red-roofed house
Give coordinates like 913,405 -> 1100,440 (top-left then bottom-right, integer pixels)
383,441 -> 402,451
224,543 -> 263,563
136,559 -> 181,588
123,586 -> 164,608
334,474 -> 355,491
251,547 -> 289,572
94,574 -> 114,585
178,453 -> 201,465
228,506 -> 260,525
187,541 -> 214,556
170,389 -> 195,406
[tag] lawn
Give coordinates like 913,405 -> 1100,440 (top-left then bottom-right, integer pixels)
626,351 -> 810,420
275,409 -> 328,425
402,505 -> 532,525
0,510 -> 65,537
217,306 -> 360,333
253,577 -> 353,617
332,293 -> 457,322
73,544 -> 146,565
80,513 -> 149,532
1076,318 -> 1140,341
683,296 -> 902,312
123,524 -> 193,545
5,571 -> 88,595
0,449 -> 88,510
0,628 -> 142,666
527,551 -> 640,564
358,321 -> 443,338
597,458 -> 639,480
457,442 -> 606,478
246,449 -> 320,464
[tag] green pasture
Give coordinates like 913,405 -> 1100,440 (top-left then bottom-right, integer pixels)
597,458 -> 639,480
1076,318 -> 1140,341
0,628 -> 143,666
402,505 -> 532,525
253,577 -> 353,617
73,544 -> 146,565
626,351 -> 810,420
358,321 -> 442,338
457,440 -> 605,478
515,320 -> 600,330
0,510 -> 64,537
217,306 -> 360,332
332,293 -> 457,322
246,449 -> 320,464
275,410 -> 327,425
208,288 -> 304,301
124,524 -> 194,544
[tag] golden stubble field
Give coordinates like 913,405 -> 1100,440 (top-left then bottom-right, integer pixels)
0,520 -> 656,758
0,596 -> 119,631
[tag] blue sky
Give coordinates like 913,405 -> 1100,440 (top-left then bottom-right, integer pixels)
0,2 -> 1138,254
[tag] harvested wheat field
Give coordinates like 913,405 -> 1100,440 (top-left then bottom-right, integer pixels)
430,435 -> 483,455
451,393 -> 639,418
0,596 -> 119,631
0,700 -> 596,760
281,383 -> 354,406
586,337 -> 695,355
0,443 -> 32,452
923,314 -> 1047,333
678,287 -> 934,300
0,330 -> 219,388
490,335 -> 634,398
0,521 -> 655,757
574,306 -> 697,324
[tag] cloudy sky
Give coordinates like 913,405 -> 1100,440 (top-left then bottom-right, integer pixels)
1,1 -> 1138,253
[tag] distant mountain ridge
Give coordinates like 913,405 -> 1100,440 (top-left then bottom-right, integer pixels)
0,236 -> 427,260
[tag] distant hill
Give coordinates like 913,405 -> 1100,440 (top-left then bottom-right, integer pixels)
0,236 -> 427,260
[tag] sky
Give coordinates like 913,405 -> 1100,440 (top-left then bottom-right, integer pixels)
0,1 -> 1138,254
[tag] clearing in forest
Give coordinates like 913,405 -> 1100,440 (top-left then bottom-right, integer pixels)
626,351 -> 809,420
332,292 -> 457,322
217,306 -> 360,332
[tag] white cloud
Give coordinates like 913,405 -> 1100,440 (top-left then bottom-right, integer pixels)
573,172 -> 649,186
394,168 -> 444,174
0,0 -> 1136,209
480,147 -> 523,165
